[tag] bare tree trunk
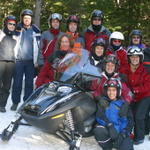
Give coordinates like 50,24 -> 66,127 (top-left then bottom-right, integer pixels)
34,0 -> 42,27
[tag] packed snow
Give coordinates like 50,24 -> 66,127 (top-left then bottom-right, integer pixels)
0,95 -> 150,150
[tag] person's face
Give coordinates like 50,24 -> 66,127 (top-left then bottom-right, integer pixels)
7,20 -> 16,31
51,19 -> 60,29
92,17 -> 101,26
60,36 -> 70,51
112,39 -> 122,46
68,22 -> 78,33
23,15 -> 32,27
105,62 -> 116,74
107,87 -> 117,100
95,45 -> 104,57
130,55 -> 140,66
132,35 -> 141,45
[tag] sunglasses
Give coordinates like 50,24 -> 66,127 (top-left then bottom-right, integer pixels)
113,39 -> 122,43
132,36 -> 140,39
7,22 -> 16,26
93,18 -> 101,21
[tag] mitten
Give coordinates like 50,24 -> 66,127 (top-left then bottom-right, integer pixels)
107,123 -> 118,140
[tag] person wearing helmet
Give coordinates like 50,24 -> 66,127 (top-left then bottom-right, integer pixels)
129,29 -> 145,49
120,46 -> 150,145
94,78 -> 134,150
106,31 -> 128,71
83,9 -> 111,52
11,9 -> 41,111
90,54 -> 133,104
0,15 -> 17,112
89,38 -> 107,69
66,15 -> 84,48
37,13 -> 64,65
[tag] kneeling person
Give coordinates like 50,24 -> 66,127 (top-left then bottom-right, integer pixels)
94,78 -> 134,150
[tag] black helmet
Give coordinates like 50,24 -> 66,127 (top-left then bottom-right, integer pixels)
102,54 -> 119,72
91,10 -> 104,21
130,30 -> 142,38
4,15 -> 17,26
21,9 -> 33,17
67,15 -> 80,24
92,38 -> 106,50
91,38 -> 106,61
103,78 -> 122,98
127,46 -> 144,63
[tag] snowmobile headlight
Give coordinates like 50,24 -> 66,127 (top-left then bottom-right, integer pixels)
57,86 -> 72,94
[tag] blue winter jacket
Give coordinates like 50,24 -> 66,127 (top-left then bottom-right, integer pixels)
96,98 -> 128,134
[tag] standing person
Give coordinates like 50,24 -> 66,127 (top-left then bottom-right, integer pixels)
143,46 -> 150,135
106,31 -> 128,71
84,10 -> 111,52
94,78 -> 134,150
66,15 -> 84,48
128,30 -> 145,49
11,9 -> 41,111
121,46 -> 150,144
0,16 -> 17,112
38,13 -> 64,65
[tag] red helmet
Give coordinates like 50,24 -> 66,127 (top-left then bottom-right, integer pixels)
67,15 -> 80,24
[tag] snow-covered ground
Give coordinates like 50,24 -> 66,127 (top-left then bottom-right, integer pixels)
0,95 -> 150,150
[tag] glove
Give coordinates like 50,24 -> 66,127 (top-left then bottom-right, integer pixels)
119,102 -> 129,117
113,132 -> 127,149
107,123 -> 118,140
98,99 -> 109,109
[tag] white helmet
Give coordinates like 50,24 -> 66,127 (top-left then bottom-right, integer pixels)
127,46 -> 144,62
109,31 -> 124,43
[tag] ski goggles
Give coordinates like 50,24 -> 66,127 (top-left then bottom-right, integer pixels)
51,13 -> 62,21
96,38 -> 106,44
128,47 -> 142,54
105,79 -> 121,88
7,22 -> 16,26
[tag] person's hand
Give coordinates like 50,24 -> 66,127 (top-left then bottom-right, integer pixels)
107,123 -> 118,140
113,132 -> 127,149
119,102 -> 129,117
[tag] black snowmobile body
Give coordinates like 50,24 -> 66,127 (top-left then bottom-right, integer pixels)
20,81 -> 96,135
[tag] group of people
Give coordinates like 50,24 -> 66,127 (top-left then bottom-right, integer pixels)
0,8 -> 150,150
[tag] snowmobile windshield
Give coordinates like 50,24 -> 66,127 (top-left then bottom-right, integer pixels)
54,49 -> 102,82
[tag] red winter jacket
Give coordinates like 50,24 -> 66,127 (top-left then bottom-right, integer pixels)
84,25 -> 110,52
41,29 -> 64,62
35,61 -> 54,88
120,64 -> 150,102
106,47 -> 128,72
91,72 -> 133,104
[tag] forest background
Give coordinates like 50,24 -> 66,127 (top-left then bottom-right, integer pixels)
0,0 -> 150,46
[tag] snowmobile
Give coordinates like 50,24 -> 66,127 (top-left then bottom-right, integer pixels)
0,50 -> 101,150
